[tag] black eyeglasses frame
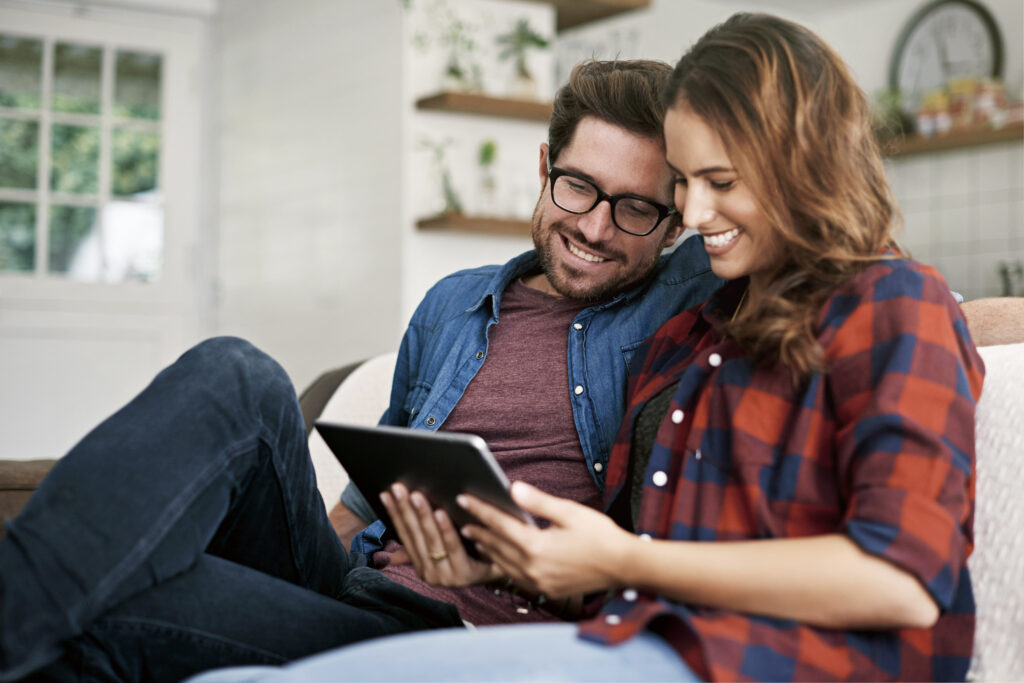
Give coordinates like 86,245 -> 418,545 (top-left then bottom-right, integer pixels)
545,163 -> 678,237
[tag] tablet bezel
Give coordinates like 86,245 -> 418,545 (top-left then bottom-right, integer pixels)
314,421 -> 535,556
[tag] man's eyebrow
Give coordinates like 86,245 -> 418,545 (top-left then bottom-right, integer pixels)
558,164 -> 599,185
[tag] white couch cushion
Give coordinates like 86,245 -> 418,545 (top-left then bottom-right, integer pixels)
308,352 -> 397,508
968,342 -> 1024,681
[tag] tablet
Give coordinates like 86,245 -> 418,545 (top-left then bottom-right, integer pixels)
314,421 -> 535,556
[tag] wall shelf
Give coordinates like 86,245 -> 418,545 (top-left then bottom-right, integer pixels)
416,213 -> 532,236
883,121 -> 1023,157
520,0 -> 651,31
415,92 -> 553,121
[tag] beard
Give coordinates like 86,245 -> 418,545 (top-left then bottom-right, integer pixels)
530,203 -> 666,303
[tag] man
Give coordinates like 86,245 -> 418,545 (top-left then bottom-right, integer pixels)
0,59 -> 721,682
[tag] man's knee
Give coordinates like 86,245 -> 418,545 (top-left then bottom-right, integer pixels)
180,337 -> 294,399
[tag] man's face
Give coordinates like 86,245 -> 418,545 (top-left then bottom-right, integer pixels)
528,116 -> 683,302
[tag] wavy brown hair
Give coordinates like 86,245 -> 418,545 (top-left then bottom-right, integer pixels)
664,12 -> 902,379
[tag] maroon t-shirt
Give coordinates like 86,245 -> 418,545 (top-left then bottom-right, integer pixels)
376,278 -> 601,625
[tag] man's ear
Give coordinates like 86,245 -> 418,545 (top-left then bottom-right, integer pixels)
663,219 -> 685,247
538,143 -> 550,191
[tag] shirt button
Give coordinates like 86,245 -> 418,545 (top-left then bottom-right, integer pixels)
594,462 -> 604,473
623,588 -> 638,602
574,385 -> 584,396
671,409 -> 684,424
605,614 -> 621,625
573,323 -> 583,330
475,351 -> 484,360
425,417 -> 436,426
652,470 -> 668,487
708,353 -> 722,367
639,533 -> 652,542
694,449 -> 702,460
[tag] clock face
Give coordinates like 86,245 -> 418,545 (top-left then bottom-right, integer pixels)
891,0 -> 1003,114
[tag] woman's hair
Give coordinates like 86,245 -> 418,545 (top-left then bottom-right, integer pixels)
548,59 -> 672,165
663,13 -> 901,379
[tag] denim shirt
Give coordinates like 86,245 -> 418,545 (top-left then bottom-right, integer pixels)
343,234 -> 722,553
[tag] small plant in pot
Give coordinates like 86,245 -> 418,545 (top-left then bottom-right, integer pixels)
496,18 -> 550,100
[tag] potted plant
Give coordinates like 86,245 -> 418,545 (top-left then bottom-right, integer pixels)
420,136 -> 463,216
477,139 -> 498,216
496,18 -> 550,100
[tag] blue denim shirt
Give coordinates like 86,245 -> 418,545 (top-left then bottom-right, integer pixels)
344,234 -> 722,553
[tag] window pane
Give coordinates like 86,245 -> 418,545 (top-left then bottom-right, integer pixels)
50,124 -> 99,194
0,35 -> 43,109
0,118 -> 39,189
114,51 -> 161,120
0,201 -> 36,272
48,204 -> 98,278
101,200 -> 162,282
112,128 -> 159,196
53,43 -> 102,114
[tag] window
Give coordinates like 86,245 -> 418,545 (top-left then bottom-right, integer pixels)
0,34 -> 163,282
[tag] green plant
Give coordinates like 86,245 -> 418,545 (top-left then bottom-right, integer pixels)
871,88 -> 913,143
496,18 -> 550,80
420,137 -> 463,215
478,139 -> 497,168
411,0 -> 483,91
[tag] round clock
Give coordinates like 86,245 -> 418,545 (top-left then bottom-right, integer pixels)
889,0 -> 1004,115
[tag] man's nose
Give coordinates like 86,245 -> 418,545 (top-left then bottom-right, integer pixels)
576,198 -> 618,243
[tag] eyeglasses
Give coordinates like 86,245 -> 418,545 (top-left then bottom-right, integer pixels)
546,162 -> 678,237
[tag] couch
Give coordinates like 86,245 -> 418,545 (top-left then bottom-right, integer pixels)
2,344 -> 1021,680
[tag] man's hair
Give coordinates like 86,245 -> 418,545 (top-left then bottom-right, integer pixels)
662,13 -> 899,380
547,59 -> 673,164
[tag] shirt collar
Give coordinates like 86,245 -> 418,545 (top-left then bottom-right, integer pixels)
701,276 -> 750,324
465,238 -> 718,319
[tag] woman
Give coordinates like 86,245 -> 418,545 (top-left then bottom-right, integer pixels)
199,13 -> 982,682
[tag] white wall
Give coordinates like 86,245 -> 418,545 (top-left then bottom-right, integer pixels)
215,0 -> 406,388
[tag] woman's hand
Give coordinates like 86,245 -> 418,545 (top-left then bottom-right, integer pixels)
459,481 -> 634,599
381,483 -> 503,587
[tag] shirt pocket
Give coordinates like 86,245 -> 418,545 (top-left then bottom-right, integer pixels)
619,338 -> 648,375
402,382 -> 431,423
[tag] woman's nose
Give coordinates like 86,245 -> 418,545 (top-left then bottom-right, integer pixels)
682,189 -> 715,230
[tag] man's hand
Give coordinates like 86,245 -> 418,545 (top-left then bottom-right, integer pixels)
380,482 -> 503,587
459,481 -> 632,599
328,501 -> 371,550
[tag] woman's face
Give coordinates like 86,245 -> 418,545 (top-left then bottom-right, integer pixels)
663,104 -> 783,289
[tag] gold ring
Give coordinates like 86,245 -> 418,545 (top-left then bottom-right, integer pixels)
429,550 -> 448,562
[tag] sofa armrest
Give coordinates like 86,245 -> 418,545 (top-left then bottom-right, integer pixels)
0,459 -> 59,540
299,360 -> 368,436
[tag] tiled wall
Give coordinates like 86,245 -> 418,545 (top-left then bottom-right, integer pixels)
887,140 -> 1024,300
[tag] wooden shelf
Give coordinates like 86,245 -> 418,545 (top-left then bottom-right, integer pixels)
520,0 -> 651,32
883,121 -> 1023,157
416,213 -> 532,236
415,92 -> 552,121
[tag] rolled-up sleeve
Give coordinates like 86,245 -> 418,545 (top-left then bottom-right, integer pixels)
826,262 -> 984,609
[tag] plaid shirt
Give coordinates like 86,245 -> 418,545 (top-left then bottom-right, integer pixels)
578,259 -> 984,681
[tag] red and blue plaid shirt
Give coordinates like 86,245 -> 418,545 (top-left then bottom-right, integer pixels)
579,258 -> 984,681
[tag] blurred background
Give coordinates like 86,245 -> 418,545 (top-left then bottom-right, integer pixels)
1,0 -> 1021,460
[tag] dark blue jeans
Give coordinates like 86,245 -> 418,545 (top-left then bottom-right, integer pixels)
0,338 -> 461,682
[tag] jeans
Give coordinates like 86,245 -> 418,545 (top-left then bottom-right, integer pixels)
188,623 -> 702,682
0,337 -> 461,682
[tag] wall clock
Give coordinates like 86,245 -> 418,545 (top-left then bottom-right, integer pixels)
889,0 -> 1003,115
